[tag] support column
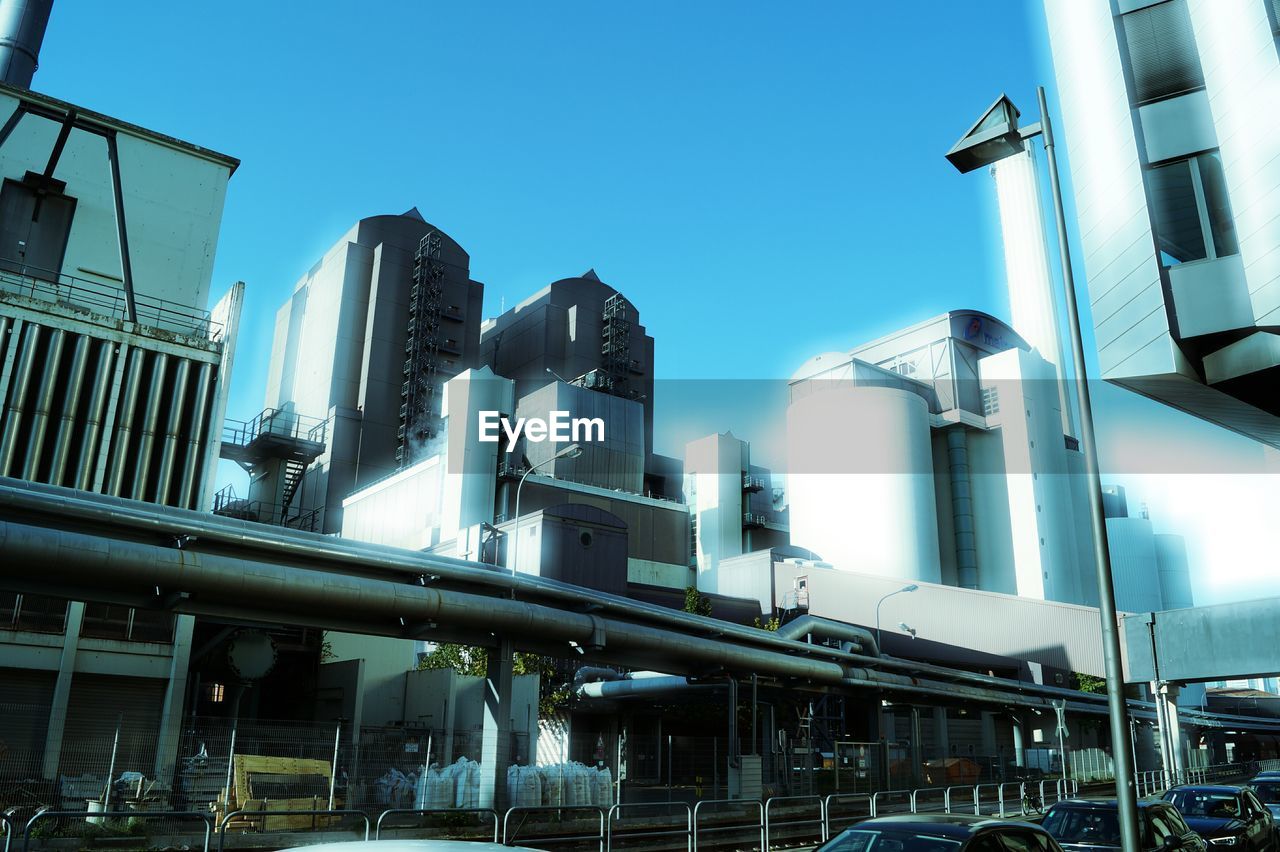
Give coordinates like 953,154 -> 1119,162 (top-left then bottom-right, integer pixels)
1012,717 -> 1027,768
42,601 -> 85,779
154,615 -> 196,778
1152,681 -> 1175,778
909,705 -> 923,787
479,638 -> 514,809
932,706 -> 950,760
1163,684 -> 1185,777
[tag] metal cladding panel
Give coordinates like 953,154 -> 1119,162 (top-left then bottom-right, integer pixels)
1043,0 -> 1174,380
1105,518 -> 1163,614
779,563 -> 1111,677
1122,598 -> 1280,683
1186,0 -> 1280,325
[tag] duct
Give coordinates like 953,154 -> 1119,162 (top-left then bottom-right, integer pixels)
48,334 -> 89,485
0,517 -> 853,685
0,477 -> 887,668
572,667 -> 623,690
947,427 -> 979,589
106,348 -> 145,495
176,362 -> 212,508
20,327 -> 64,480
577,676 -> 719,700
0,322 -> 40,475
0,0 -> 53,88
772,614 -> 878,656
153,358 -> 190,505
74,340 -> 114,491
130,352 -> 168,500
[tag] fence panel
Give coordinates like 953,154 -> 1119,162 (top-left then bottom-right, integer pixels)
502,805 -> 605,852
216,808 -> 369,852
764,796 -> 825,850
375,808 -> 498,841
823,794 -> 872,837
606,802 -> 691,852
692,798 -> 763,852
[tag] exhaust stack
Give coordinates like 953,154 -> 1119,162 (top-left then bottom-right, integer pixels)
0,0 -> 53,88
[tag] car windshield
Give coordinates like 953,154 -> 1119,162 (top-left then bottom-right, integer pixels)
820,829 -> 964,852
1254,782 -> 1280,804
1042,808 -> 1122,846
1166,791 -> 1241,819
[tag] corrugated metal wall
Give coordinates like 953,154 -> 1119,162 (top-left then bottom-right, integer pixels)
0,315 -> 218,508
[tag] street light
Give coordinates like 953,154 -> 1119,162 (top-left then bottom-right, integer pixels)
510,442 -> 583,577
946,87 -> 1140,852
897,622 -> 917,639
875,584 -> 918,652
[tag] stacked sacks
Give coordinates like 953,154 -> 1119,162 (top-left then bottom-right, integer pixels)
535,762 -> 614,806
506,764 -> 543,808
415,764 -> 454,809
451,758 -> 481,808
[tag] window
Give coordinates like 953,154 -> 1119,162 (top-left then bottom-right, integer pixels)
1148,810 -> 1178,847
80,603 -> 175,643
1120,0 -> 1205,104
0,592 -> 69,633
1148,151 -> 1239,267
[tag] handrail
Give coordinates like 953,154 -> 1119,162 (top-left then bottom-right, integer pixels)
764,795 -> 826,848
691,798 -> 763,852
944,785 -> 978,815
502,805 -> 605,852
375,807 -> 498,841
607,802 -> 691,852
823,793 -> 873,836
871,789 -> 912,816
24,809 -> 213,852
2,808 -> 16,852
0,262 -> 220,340
217,808 -> 369,852
911,787 -> 947,814
975,783 -> 1003,816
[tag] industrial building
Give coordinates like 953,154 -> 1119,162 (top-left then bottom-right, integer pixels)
1043,0 -> 1280,448
0,18 -> 245,787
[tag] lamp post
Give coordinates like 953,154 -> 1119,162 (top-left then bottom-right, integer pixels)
946,87 -> 1140,852
510,442 -> 583,576
897,622 -> 917,639
874,584 -> 918,652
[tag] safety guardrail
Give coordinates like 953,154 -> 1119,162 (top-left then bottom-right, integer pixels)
217,808 -> 369,852
912,787 -> 947,814
23,809 -> 213,852
692,798 -> 763,852
824,793 -> 873,836
503,805 -> 605,852
764,795 -> 825,849
871,789 -> 912,816
2,809 -> 17,852
607,802 -> 692,852
375,807 -> 499,841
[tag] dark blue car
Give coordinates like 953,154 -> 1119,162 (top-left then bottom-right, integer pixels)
1163,785 -> 1275,852
1041,797 -> 1206,852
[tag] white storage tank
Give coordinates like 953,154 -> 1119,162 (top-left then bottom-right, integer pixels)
787,384 -> 941,583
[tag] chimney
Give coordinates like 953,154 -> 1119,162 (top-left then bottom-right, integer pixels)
0,0 -> 53,88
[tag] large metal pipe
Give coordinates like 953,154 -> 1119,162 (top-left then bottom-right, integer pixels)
0,322 -> 40,475
47,333 -> 89,485
20,327 -> 64,480
176,361 -> 212,509
0,0 -> 53,88
773,614 -> 878,656
73,340 -> 114,491
106,348 -> 145,495
128,352 -> 167,500
153,357 -> 189,505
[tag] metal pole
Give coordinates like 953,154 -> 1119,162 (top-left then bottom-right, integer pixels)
667,734 -> 672,802
328,723 -> 341,810
102,714 -> 123,812
222,721 -> 237,811
1036,84 -> 1139,852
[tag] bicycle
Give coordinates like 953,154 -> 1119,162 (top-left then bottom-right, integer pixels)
1021,785 -> 1044,815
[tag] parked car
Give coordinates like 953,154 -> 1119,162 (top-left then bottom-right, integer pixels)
287,844 -> 544,852
1250,777 -> 1280,819
1163,785 -> 1275,852
1041,798 -> 1205,852
817,814 -> 1065,852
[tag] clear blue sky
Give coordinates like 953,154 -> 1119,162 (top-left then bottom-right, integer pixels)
33,1 -> 1278,604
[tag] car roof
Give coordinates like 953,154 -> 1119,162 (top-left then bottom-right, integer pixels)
851,814 -> 1048,838
285,844 -> 542,852
1167,785 -> 1247,794
1048,798 -> 1168,810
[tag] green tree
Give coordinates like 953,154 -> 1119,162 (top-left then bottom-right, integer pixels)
684,585 -> 713,617
1070,672 -> 1106,694
417,644 -> 570,716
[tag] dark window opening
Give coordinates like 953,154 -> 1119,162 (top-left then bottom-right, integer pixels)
1148,150 -> 1238,267
0,173 -> 77,279
1120,0 -> 1205,105
1,592 -> 69,633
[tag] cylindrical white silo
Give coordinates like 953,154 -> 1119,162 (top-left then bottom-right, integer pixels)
787,384 -> 942,583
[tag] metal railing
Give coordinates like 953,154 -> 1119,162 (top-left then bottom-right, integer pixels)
607,802 -> 692,852
2,808 -> 16,852
216,808 -> 369,852
221,407 -> 329,450
692,798 -> 763,852
871,789 -> 913,816
502,805 -> 605,852
912,787 -> 947,814
23,809 -> 213,852
764,795 -> 825,849
375,807 -> 499,841
0,263 -> 220,340
824,793 -> 873,836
